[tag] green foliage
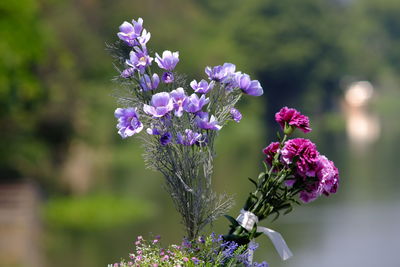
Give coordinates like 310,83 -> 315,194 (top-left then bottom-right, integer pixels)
43,194 -> 155,230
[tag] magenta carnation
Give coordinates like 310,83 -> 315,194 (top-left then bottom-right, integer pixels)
315,155 -> 339,196
281,138 -> 319,177
262,142 -> 280,165
299,155 -> 339,203
275,107 -> 311,134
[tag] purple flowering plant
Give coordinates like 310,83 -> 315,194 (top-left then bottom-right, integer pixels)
109,234 -> 268,267
108,17 -> 263,240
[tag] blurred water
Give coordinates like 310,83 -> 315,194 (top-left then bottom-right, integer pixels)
256,201 -> 400,267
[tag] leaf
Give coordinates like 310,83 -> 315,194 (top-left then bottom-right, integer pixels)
258,172 -> 265,180
248,177 -> 258,188
284,204 -> 293,215
262,161 -> 268,172
271,211 -> 280,222
224,215 -> 239,227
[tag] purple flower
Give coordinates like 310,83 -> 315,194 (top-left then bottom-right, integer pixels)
191,257 -> 200,265
160,132 -> 172,146
146,127 -> 161,135
281,138 -> 319,177
196,112 -> 222,131
299,155 -> 339,203
117,18 -> 144,46
155,50 -> 179,71
170,87 -> 187,117
253,262 -> 269,267
316,155 -> 339,196
234,73 -> 263,96
190,79 -> 215,94
221,241 -> 238,259
275,107 -> 311,134
126,47 -> 153,73
114,107 -> 143,138
121,67 -> 135,78
262,142 -> 280,166
230,108 -> 242,122
140,73 -> 159,91
177,129 -> 202,146
161,72 -> 174,83
183,94 -> 209,113
205,63 -> 236,82
137,29 -> 151,47
248,241 -> 259,252
143,92 -> 174,117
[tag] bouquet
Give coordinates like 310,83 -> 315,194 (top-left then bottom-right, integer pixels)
108,18 -> 339,266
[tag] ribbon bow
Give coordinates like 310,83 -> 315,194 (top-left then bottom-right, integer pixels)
236,209 -> 293,261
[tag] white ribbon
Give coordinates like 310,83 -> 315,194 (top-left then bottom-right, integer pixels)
236,209 -> 293,261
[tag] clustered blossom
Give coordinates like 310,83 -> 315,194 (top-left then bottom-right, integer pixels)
114,108 -> 143,138
155,50 -> 179,71
230,107 -> 242,123
140,73 -> 159,91
196,112 -> 222,131
177,129 -> 202,146
143,92 -> 174,117
262,141 -> 280,165
299,155 -> 339,203
279,137 -> 339,203
114,18 -> 264,146
275,106 -> 311,134
117,18 -> 144,46
109,234 -> 268,267
260,107 -> 340,203
126,47 -> 153,73
204,63 -> 264,96
234,73 -> 264,96
205,63 -> 236,82
281,138 -> 319,178
190,79 -> 214,94
183,94 -> 209,113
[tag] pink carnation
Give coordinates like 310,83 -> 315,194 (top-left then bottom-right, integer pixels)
299,155 -> 339,203
281,138 -> 319,177
275,107 -> 311,133
262,142 -> 280,165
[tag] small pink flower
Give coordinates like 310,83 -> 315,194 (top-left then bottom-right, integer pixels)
275,107 -> 311,134
182,257 -> 189,262
129,254 -> 135,259
135,241 -> 141,245
263,142 -> 280,165
137,236 -> 143,241
162,255 -> 170,261
153,239 -> 159,244
299,155 -> 339,203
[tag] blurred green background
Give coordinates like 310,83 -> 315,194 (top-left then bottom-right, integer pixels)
1,0 -> 399,266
